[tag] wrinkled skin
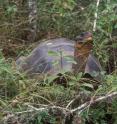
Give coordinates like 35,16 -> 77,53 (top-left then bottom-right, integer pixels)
16,36 -> 102,79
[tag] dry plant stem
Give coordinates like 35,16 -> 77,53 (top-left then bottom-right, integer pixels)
28,0 -> 37,41
80,78 -> 100,83
71,92 -> 117,113
15,105 -> 69,115
26,103 -> 51,107
31,94 -> 54,105
5,92 -> 117,116
66,94 -> 81,109
2,92 -> 117,123
0,20 -> 29,28
93,0 -> 100,32
90,22 -> 110,36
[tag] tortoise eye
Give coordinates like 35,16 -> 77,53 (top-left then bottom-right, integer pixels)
75,32 -> 92,43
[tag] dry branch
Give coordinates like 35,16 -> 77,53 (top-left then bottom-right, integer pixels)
71,91 -> 117,114
2,91 -> 117,124
93,0 -> 100,32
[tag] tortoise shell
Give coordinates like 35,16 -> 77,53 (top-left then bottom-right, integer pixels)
16,33 -> 102,79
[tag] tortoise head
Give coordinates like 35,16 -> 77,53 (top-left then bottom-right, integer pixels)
75,32 -> 93,49
75,32 -> 93,44
74,32 -> 93,58
73,32 -> 93,73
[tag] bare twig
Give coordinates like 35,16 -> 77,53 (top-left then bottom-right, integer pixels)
0,20 -> 29,28
66,95 -> 80,109
31,94 -> 54,105
2,92 -> 117,123
15,105 -> 69,115
4,92 -> 117,115
93,0 -> 100,32
71,92 -> 117,113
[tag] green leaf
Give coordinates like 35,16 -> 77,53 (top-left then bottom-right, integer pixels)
64,56 -> 77,64
6,5 -> 17,14
47,75 -> 59,84
114,24 -> 117,29
76,72 -> 83,80
19,80 -> 26,89
48,50 -> 58,56
52,60 -> 59,65
58,69 -> 69,74
0,99 -> 7,107
81,83 -> 94,89
37,115 -> 42,123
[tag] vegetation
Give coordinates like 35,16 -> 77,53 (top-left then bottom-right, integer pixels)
0,0 -> 117,124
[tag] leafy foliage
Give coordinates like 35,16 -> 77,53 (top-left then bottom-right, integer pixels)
29,111 -> 56,124
0,0 -> 117,124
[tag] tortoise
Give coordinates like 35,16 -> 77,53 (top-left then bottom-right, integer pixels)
16,32 -> 102,80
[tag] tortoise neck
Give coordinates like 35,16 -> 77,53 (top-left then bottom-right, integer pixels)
74,42 -> 93,56
73,42 -> 93,73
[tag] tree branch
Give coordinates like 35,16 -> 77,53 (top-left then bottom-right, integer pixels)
2,92 -> 117,123
71,92 -> 117,113
93,0 -> 100,32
